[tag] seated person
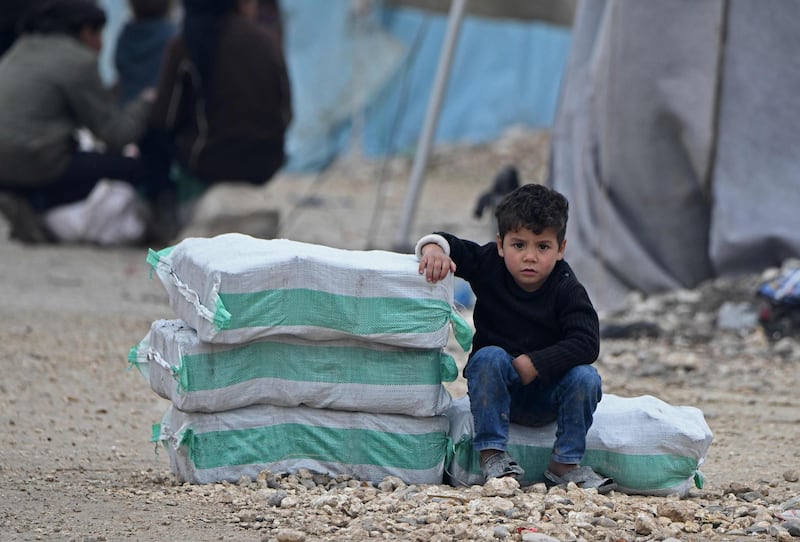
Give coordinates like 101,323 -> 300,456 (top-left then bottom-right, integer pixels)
417,183 -> 616,492
148,0 -> 293,190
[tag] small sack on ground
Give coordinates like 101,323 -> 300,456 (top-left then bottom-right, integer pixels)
447,394 -> 713,496
131,319 -> 457,416
43,180 -> 146,245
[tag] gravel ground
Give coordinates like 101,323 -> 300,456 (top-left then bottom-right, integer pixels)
1,131 -> 799,541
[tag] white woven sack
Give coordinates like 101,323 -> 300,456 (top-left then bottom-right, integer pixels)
447,394 -> 713,496
147,234 -> 473,350
155,403 -> 451,485
43,179 -> 146,245
131,319 -> 456,416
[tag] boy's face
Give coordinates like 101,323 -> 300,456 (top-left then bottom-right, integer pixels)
497,227 -> 566,292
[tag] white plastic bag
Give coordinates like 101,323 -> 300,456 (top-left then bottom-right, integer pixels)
44,180 -> 146,245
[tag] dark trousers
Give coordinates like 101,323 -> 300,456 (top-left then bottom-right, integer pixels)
1,131 -> 174,213
21,151 -> 144,212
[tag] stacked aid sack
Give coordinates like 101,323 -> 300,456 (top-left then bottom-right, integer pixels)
129,234 -> 473,485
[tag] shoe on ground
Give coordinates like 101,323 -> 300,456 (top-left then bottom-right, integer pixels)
481,451 -> 525,481
0,192 -> 53,244
543,465 -> 616,494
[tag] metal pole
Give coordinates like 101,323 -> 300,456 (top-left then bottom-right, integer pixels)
392,0 -> 468,252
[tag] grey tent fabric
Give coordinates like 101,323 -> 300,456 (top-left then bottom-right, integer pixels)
710,1 -> 800,275
549,0 -> 800,313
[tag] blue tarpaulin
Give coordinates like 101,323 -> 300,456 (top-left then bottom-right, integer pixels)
282,3 -> 572,171
100,1 -> 571,173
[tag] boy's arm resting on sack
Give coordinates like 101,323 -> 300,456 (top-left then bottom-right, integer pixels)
415,234 -> 457,283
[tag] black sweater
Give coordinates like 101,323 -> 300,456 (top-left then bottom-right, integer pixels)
440,233 -> 600,384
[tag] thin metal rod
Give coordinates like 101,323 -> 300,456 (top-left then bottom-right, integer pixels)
393,0 -> 468,252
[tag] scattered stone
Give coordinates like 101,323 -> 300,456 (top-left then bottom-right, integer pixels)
716,302 -> 759,330
521,533 -> 561,542
786,521 -> 800,537
741,491 -> 766,503
657,501 -> 698,523
275,528 -> 306,542
634,512 -> 658,535
378,476 -> 406,493
482,476 -> 519,498
237,510 -> 258,523
492,525 -> 511,538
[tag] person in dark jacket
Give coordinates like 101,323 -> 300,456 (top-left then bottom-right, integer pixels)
148,0 -> 293,187
0,0 -> 170,243
416,183 -> 616,492
114,0 -> 178,105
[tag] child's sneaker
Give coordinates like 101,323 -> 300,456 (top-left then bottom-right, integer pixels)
481,451 -> 525,481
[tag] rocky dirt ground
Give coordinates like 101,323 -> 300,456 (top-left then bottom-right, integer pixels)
1,130 -> 799,541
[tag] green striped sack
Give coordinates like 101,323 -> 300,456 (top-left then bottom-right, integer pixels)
130,319 -> 458,416
147,234 -> 473,350
447,394 -> 712,496
154,403 -> 452,485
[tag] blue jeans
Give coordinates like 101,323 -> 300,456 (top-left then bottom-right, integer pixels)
464,345 -> 602,465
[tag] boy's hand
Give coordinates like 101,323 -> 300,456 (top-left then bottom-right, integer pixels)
512,354 -> 538,385
418,243 -> 456,283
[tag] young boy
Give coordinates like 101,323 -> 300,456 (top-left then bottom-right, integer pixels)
416,183 -> 615,493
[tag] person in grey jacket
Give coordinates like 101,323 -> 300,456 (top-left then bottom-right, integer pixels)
0,0 -> 170,242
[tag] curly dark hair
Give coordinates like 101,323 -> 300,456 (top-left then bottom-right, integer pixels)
494,183 -> 569,244
19,0 -> 106,36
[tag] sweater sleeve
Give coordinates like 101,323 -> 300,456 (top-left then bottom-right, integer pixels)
527,280 -> 600,383
436,232 -> 489,279
414,234 -> 450,258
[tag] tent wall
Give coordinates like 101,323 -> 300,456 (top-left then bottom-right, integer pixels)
283,2 -> 572,171
360,7 -> 570,160
709,0 -> 800,275
549,0 -> 800,313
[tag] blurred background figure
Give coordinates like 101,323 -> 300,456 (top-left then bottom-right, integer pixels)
256,0 -> 284,44
0,0 -> 44,58
147,0 -> 292,225
0,0 -> 169,244
473,165 -> 520,233
114,0 -> 178,105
